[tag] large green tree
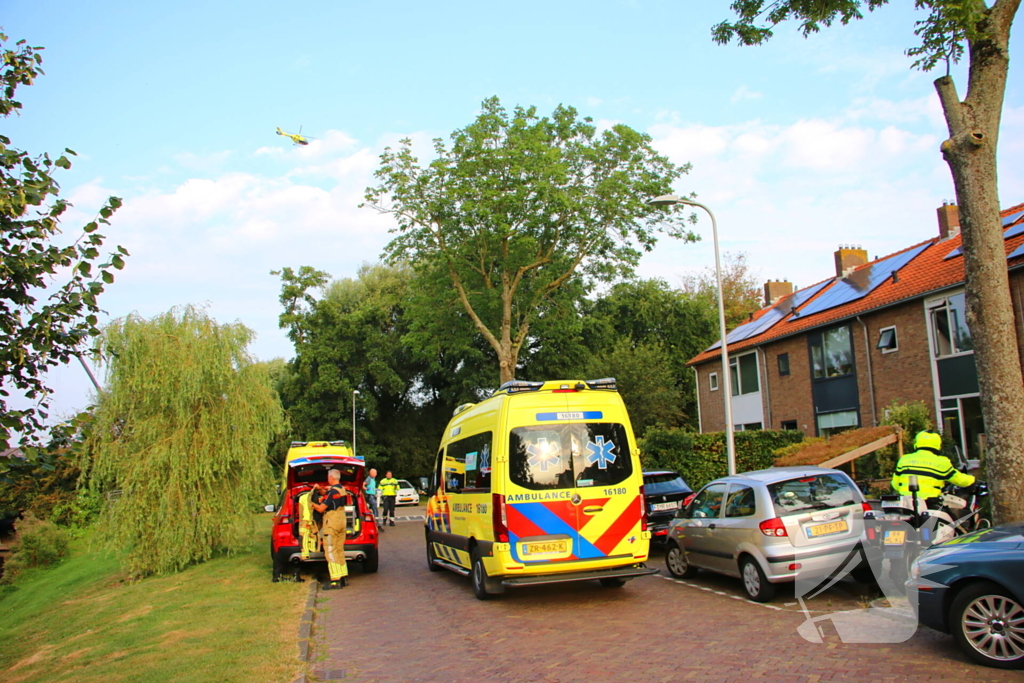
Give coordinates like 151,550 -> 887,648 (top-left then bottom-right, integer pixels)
84,307 -> 285,577
364,96 -> 696,384
583,278 -> 720,430
275,263 -> 460,477
0,33 -> 125,452
714,1 -> 1024,524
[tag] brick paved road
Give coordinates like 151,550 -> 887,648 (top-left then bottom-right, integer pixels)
308,510 -> 1022,683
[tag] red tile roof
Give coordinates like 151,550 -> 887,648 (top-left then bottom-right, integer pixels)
687,203 -> 1024,366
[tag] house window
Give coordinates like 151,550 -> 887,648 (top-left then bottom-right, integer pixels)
777,353 -> 790,376
729,353 -> 759,396
709,372 -> 719,392
735,422 -> 763,431
811,325 -> 854,379
930,293 -> 973,357
816,409 -> 858,437
780,420 -> 798,431
877,326 -> 898,353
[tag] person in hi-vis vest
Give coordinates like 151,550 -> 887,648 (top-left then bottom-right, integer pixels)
379,471 -> 400,527
313,469 -> 350,589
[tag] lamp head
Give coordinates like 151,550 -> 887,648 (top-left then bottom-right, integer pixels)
647,193 -> 685,207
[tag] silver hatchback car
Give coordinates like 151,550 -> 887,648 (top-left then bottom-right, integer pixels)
665,466 -> 869,602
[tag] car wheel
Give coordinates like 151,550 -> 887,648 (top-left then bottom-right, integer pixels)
740,557 -> 776,603
599,577 -> 626,588
363,548 -> 379,573
950,581 -> 1024,669
666,542 -> 698,579
426,540 -> 441,572
471,550 -> 494,600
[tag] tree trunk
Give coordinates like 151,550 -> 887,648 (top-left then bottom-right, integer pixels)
935,3 -> 1024,525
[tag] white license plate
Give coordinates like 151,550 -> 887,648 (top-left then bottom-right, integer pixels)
651,501 -> 679,512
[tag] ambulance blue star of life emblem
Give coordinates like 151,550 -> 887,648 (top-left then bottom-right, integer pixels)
526,438 -> 561,472
585,436 -> 617,469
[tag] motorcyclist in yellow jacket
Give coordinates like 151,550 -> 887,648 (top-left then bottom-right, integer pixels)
891,431 -> 975,505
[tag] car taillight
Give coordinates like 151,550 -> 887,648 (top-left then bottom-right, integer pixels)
638,485 -> 648,532
759,517 -> 788,537
492,493 -> 509,543
861,502 -> 874,513
279,516 -> 292,524
364,513 -> 374,523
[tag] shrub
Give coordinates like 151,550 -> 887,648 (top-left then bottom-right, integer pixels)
640,427 -> 804,490
1,514 -> 70,583
876,399 -> 935,476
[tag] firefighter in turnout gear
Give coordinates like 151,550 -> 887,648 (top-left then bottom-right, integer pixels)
891,430 -> 975,504
379,471 -> 400,526
313,469 -> 350,589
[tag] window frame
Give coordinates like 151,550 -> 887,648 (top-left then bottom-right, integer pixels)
709,371 -> 719,392
876,326 -> 898,353
928,293 -> 973,358
810,324 -> 855,380
777,352 -> 790,376
729,352 -> 760,396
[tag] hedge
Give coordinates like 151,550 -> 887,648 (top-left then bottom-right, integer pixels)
639,427 -> 805,490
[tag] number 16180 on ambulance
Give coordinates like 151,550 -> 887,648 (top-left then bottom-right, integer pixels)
425,378 -> 658,599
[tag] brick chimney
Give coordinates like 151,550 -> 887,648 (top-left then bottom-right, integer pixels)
764,280 -> 793,307
937,202 -> 960,240
834,245 -> 869,278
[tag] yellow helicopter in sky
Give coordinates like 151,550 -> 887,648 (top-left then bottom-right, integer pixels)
276,126 -> 314,146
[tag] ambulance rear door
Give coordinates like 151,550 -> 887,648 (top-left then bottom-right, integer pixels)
504,399 -> 642,567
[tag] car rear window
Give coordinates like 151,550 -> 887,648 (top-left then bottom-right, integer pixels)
643,473 -> 691,495
292,464 -> 361,485
398,480 -> 413,489
769,473 -> 859,517
509,423 -> 632,491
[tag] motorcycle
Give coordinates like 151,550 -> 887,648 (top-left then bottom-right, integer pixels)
865,476 -> 989,587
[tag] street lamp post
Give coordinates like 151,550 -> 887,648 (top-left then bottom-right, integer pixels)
352,389 -> 360,458
648,194 -> 736,476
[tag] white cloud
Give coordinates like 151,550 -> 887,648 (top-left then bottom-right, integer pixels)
641,100 -> 963,293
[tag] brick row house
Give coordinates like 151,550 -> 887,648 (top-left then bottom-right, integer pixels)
686,202 -> 1024,462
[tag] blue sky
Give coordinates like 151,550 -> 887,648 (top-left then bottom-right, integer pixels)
5,0 -> 1023,419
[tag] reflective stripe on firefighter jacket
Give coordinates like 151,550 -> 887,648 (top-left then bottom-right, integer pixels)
891,448 -> 975,499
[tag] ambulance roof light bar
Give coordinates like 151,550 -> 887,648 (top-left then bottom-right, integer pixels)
497,380 -> 546,394
585,377 -> 617,391
289,440 -> 348,448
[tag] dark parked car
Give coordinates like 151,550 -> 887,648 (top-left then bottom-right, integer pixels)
909,521 -> 1024,670
643,470 -> 693,544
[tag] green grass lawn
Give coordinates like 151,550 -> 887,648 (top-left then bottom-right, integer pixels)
0,515 -> 307,683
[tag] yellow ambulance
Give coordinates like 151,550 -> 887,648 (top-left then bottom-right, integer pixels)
281,441 -> 355,488
425,378 -> 657,599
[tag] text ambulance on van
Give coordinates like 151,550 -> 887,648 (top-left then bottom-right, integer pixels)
425,378 -> 658,599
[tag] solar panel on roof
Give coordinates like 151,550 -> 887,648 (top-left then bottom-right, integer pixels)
1008,243 -> 1024,260
798,243 -> 930,317
945,210 -> 1024,260
1005,214 -> 1024,239
704,280 -> 831,351
1003,209 -> 1024,228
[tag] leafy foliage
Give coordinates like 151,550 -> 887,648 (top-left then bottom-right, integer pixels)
678,251 -> 764,329
640,427 -> 804,490
364,96 -> 696,382
582,278 -> 720,430
84,307 -> 285,576
0,33 -> 126,450
1,513 -> 70,583
276,264 -> 458,478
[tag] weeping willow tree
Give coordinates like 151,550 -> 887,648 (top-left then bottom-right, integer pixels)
85,306 -> 286,576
